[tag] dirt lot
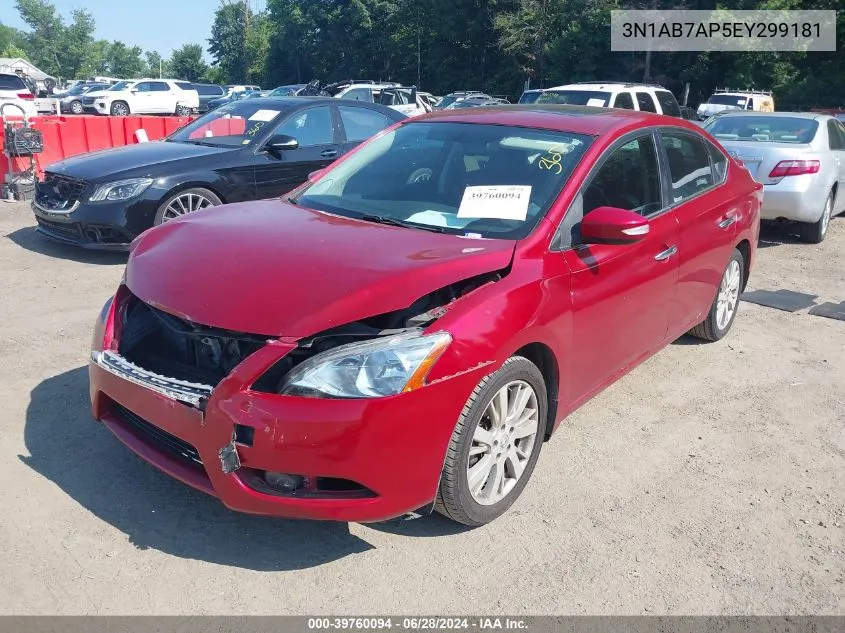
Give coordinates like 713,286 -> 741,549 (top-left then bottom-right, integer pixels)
0,199 -> 843,615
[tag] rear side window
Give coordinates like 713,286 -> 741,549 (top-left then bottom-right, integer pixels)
196,84 -> 224,96
654,90 -> 680,117
661,132 -> 716,203
612,92 -> 635,109
827,120 -> 844,150
635,92 -> 658,113
0,74 -> 28,91
705,139 -> 728,184
176,82 -> 193,90
339,106 -> 392,143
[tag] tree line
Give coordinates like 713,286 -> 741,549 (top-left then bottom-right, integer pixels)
2,0 -> 843,109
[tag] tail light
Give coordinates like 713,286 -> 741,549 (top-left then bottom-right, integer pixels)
17,92 -> 34,100
768,160 -> 820,178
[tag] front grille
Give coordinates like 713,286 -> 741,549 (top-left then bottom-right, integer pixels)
82,96 -> 96,105
115,404 -> 203,467
35,172 -> 89,211
118,295 -> 267,387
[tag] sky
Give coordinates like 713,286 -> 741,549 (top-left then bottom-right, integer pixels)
3,0 -> 251,58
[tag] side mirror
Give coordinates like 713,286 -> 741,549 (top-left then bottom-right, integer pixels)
580,206 -> 650,244
265,135 -> 299,153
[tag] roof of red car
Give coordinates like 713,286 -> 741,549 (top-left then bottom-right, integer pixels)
417,105 -> 683,136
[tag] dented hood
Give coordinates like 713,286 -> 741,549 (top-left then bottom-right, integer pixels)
125,200 -> 516,337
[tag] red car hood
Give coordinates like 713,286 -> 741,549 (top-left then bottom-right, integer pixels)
125,200 -> 516,337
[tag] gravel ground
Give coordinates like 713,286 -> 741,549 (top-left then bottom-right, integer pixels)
0,199 -> 843,615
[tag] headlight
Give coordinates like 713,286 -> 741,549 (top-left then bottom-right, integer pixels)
280,330 -> 452,399
89,178 -> 153,202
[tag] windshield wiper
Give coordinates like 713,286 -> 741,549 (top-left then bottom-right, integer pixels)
182,139 -> 220,148
359,214 -> 448,233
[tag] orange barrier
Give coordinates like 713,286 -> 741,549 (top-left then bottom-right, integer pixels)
1,114 -> 196,186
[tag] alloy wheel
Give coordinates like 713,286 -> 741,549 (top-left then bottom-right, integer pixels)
112,103 -> 128,116
467,380 -> 539,506
71,101 -> 83,114
716,259 -> 742,331
161,192 -> 215,222
821,195 -> 832,238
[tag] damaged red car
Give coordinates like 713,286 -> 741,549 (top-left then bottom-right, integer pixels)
89,105 -> 761,526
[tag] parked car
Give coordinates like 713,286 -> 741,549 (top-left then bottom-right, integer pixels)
0,72 -> 36,118
206,89 -> 258,110
705,111 -> 845,243
56,83 -> 109,114
538,82 -> 681,117
81,79 -> 199,116
697,89 -> 774,119
267,84 -> 307,97
518,89 -> 544,104
192,83 -> 225,113
31,97 -> 405,249
87,105 -> 760,526
679,106 -> 701,122
434,91 -> 490,110
333,82 -> 431,117
443,98 -> 503,109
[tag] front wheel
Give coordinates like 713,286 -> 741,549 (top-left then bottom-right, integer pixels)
110,101 -> 129,116
435,356 -> 547,526
689,248 -> 744,342
70,100 -> 83,114
154,188 -> 222,225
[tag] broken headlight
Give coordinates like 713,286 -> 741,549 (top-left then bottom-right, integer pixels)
89,178 -> 153,202
280,330 -> 452,399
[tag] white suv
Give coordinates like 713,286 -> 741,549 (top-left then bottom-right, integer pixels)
88,79 -> 199,116
0,72 -> 37,119
537,82 -> 682,117
334,83 -> 431,117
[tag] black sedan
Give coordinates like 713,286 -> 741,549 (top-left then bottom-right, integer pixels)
31,97 -> 406,250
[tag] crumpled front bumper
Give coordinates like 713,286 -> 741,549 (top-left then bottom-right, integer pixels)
88,338 -> 484,523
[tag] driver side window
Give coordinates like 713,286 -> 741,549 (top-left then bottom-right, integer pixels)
273,106 -> 334,147
583,135 -> 662,217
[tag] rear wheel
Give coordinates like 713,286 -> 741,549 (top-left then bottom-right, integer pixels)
154,188 -> 222,225
689,248 -> 744,342
798,192 -> 833,244
175,104 -> 191,117
110,101 -> 129,116
435,356 -> 547,526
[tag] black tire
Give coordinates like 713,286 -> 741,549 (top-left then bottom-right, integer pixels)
110,101 -> 129,116
70,100 -> 83,114
435,356 -> 548,527
689,248 -> 744,342
798,192 -> 833,244
153,187 -> 222,226
175,104 -> 191,117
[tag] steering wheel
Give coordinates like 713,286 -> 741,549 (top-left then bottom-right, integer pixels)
406,168 -> 433,184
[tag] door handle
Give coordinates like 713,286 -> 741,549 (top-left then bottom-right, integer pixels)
718,216 -> 737,229
320,149 -> 338,158
654,246 -> 678,261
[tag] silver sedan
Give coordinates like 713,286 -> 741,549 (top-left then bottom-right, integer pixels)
704,111 -> 845,243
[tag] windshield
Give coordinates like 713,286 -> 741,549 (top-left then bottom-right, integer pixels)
707,116 -> 818,143
537,90 -> 613,107
109,81 -> 132,91
519,91 -> 542,104
707,94 -> 750,107
270,85 -> 301,96
169,100 -> 289,147
296,122 -> 591,239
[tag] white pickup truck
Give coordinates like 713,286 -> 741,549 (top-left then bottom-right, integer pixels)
83,79 -> 200,116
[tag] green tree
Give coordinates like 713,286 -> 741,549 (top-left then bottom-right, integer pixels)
13,0 -> 95,79
105,41 -> 145,78
144,51 -> 169,78
208,1 -> 250,83
169,43 -> 209,82
0,22 -> 28,54
1,43 -> 29,59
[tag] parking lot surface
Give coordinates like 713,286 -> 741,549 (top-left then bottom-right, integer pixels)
1,200 -> 843,615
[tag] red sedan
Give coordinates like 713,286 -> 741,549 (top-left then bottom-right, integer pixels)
89,105 -> 761,526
